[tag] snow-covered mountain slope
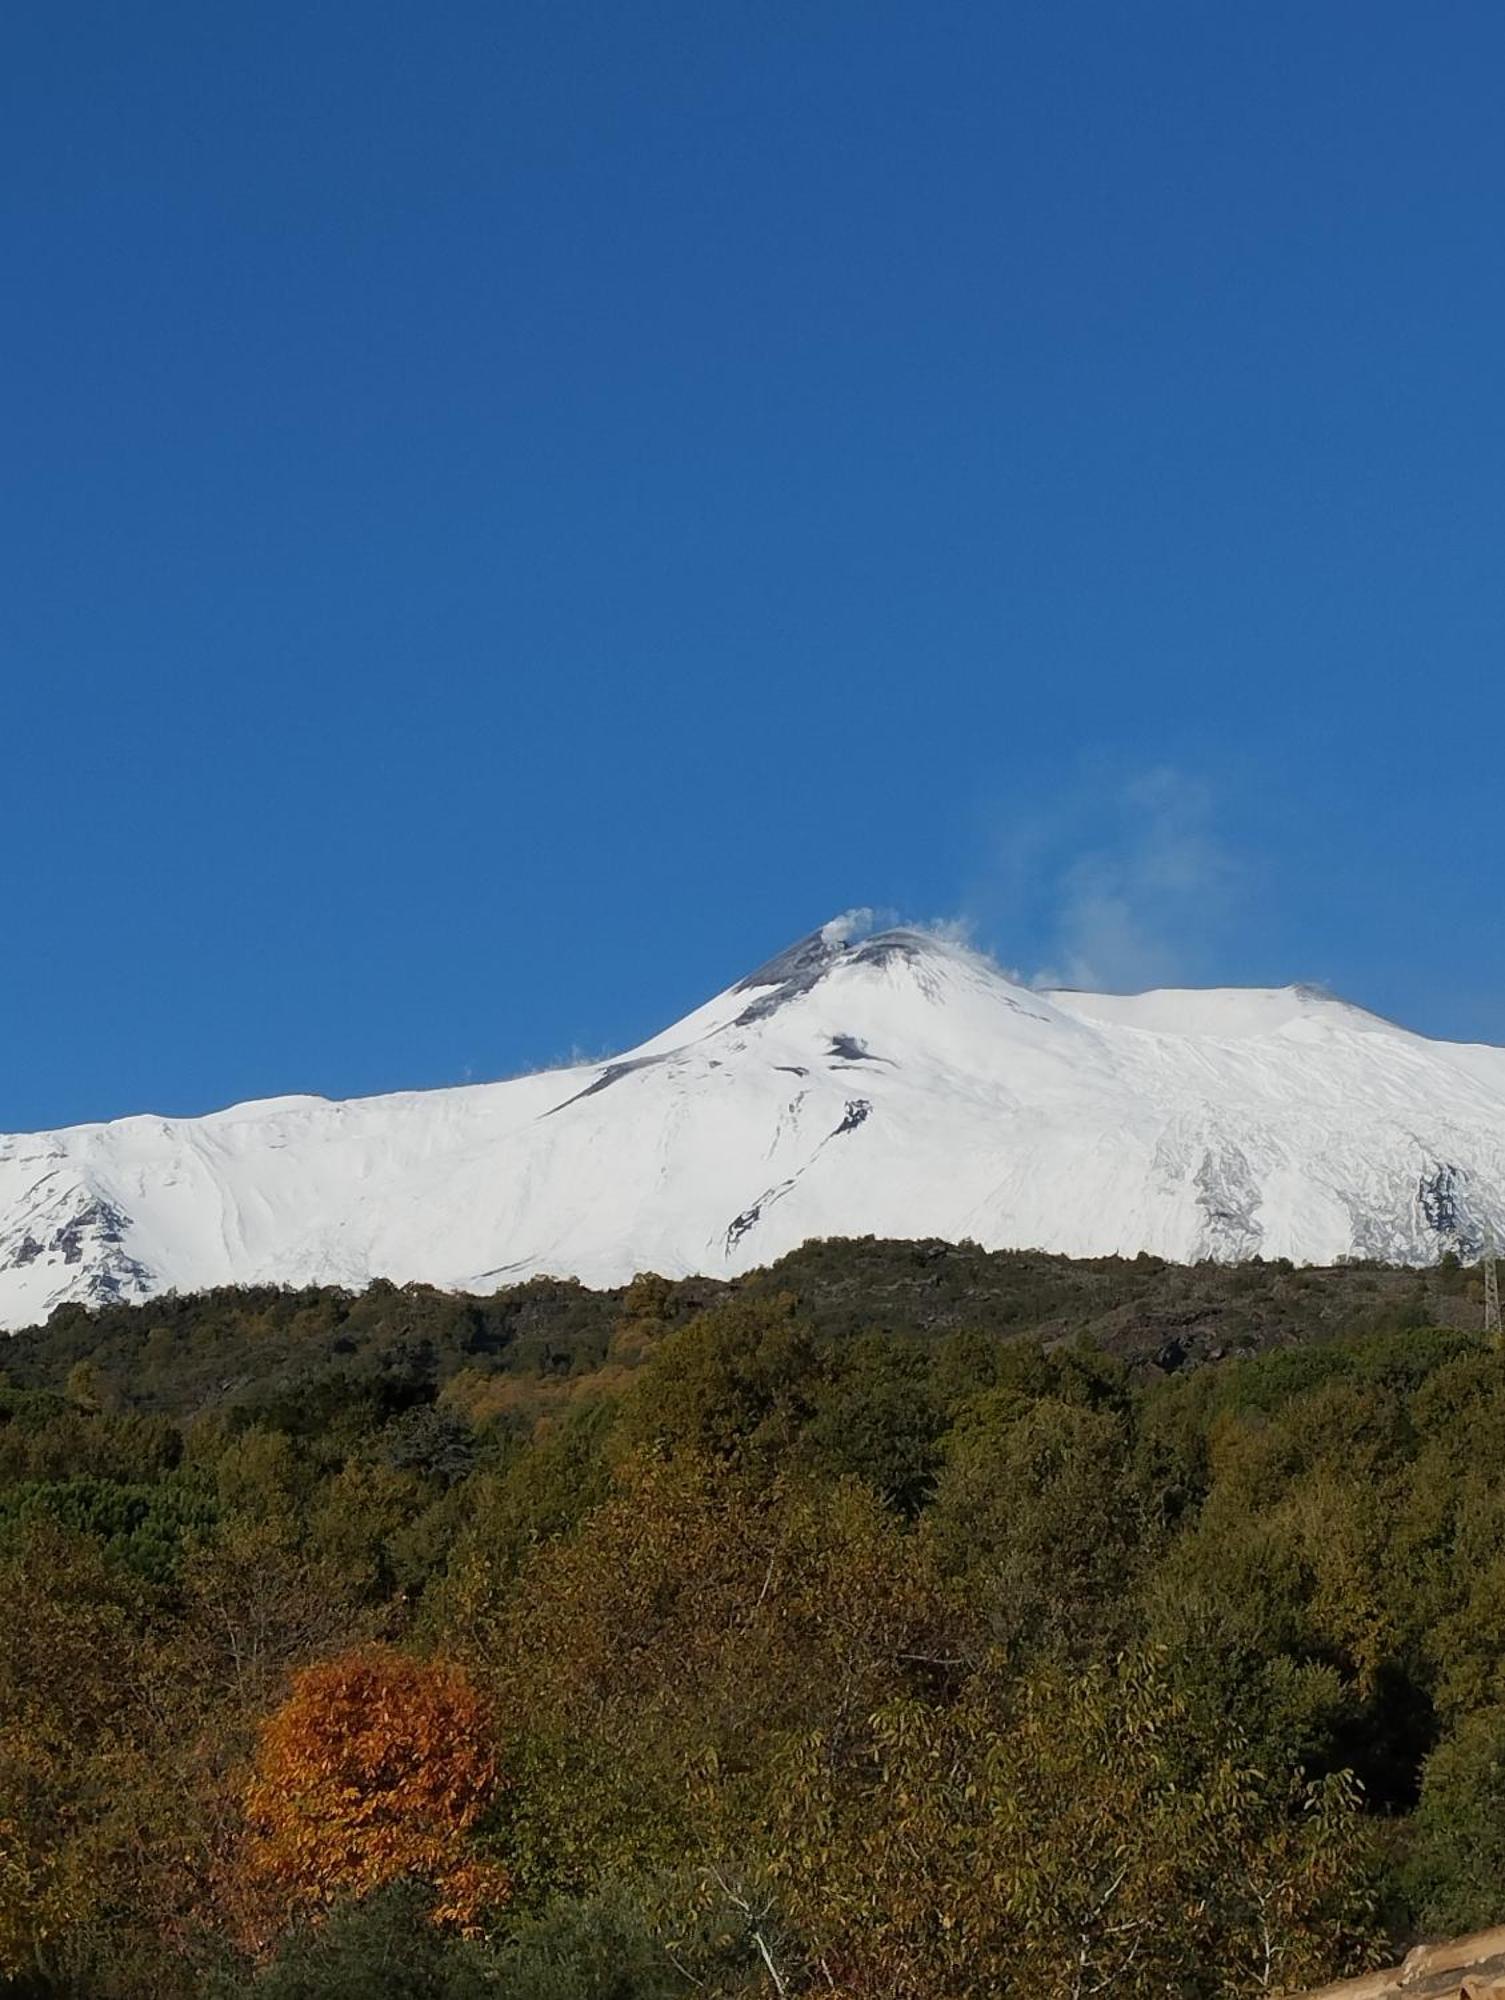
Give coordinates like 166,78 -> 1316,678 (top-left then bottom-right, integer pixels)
5,921 -> 1505,1332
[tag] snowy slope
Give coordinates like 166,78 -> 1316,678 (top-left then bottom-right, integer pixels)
4,920 -> 1505,1332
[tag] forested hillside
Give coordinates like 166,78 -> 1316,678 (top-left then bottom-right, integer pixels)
2,1239 -> 1502,1996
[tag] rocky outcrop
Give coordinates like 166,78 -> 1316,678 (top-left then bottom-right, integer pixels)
1294,1926 -> 1505,1998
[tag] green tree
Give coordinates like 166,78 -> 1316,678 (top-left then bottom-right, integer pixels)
925,1390 -> 1139,1658
1401,1705 -> 1505,1934
767,1651 -> 1377,1998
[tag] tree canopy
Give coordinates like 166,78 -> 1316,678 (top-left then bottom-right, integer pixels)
0,1240 -> 1498,1994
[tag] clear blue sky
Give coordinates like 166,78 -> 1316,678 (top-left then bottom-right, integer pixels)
5,1 -> 1504,1130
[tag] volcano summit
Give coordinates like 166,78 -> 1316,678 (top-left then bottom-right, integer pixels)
4,921 -> 1505,1331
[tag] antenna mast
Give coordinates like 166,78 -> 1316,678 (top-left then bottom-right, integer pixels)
1486,1233 -> 1502,1343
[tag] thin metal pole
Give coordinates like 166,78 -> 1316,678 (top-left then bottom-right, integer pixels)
1486,1238 -> 1502,1342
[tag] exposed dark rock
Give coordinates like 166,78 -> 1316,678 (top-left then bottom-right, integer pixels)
543,1052 -> 670,1115
828,1034 -> 894,1066
834,1098 -> 872,1136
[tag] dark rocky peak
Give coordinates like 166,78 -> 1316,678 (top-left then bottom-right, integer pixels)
732,919 -> 952,1027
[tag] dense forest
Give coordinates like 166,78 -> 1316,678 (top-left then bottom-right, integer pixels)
1,1237 -> 1502,1997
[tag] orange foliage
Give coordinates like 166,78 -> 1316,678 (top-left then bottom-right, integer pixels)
243,1648 -> 507,1933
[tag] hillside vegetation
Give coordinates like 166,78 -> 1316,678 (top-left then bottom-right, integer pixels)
0,1239 -> 1501,1996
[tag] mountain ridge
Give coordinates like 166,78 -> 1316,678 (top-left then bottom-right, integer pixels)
5,920 -> 1505,1331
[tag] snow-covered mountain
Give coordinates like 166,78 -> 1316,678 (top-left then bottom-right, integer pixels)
5,919 -> 1505,1332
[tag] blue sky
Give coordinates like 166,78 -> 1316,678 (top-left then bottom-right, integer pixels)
4,1 -> 1504,1130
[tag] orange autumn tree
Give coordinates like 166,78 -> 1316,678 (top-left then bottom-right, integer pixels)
243,1647 -> 508,1933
